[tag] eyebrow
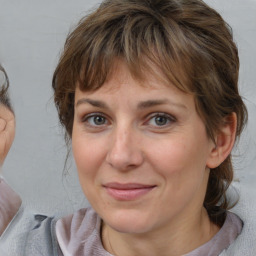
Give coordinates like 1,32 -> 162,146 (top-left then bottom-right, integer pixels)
76,98 -> 187,110
76,98 -> 109,109
137,99 -> 186,109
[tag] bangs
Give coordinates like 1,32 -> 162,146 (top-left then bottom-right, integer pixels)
71,3 -> 193,93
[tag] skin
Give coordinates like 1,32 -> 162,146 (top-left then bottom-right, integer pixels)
0,103 -> 21,236
72,61 -> 236,256
0,104 -> 15,166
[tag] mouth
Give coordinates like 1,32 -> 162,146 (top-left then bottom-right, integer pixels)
103,182 -> 156,201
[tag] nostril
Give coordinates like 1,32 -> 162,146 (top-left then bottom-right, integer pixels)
106,146 -> 144,170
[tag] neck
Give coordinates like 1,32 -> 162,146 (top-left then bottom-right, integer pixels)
101,207 -> 219,256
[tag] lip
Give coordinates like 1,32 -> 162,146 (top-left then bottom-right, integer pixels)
103,182 -> 156,201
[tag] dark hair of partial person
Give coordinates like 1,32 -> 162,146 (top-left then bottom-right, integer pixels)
0,64 -> 12,111
52,0 -> 248,226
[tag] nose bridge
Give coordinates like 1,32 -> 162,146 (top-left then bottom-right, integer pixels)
106,122 -> 143,170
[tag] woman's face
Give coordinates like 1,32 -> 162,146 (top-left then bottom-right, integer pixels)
72,61 -> 215,235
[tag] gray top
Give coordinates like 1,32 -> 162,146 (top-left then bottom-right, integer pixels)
55,207 -> 242,256
184,211 -> 242,256
0,176 -> 243,256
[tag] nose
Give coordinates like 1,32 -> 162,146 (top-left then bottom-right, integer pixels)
106,126 -> 144,171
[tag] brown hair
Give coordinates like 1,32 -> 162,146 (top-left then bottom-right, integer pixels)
52,0 -> 247,224
0,64 -> 12,111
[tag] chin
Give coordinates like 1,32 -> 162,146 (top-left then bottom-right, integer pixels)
102,208 -> 154,234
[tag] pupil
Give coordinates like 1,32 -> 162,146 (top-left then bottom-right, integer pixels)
155,116 -> 167,125
94,116 -> 105,125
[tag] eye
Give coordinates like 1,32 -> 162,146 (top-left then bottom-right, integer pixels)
83,113 -> 108,127
153,116 -> 169,126
147,113 -> 175,127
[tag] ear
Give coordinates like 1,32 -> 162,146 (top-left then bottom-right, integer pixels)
206,113 -> 237,169
0,105 -> 15,166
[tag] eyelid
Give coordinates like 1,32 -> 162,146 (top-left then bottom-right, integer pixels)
81,112 -> 111,129
144,112 -> 176,127
81,112 -> 106,122
147,112 -> 176,121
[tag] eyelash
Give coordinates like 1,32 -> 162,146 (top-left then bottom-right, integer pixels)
145,113 -> 176,128
82,113 -> 109,128
81,112 -> 176,129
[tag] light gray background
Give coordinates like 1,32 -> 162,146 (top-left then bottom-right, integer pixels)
0,0 -> 255,217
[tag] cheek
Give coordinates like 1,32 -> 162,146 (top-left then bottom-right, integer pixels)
71,134 -> 105,203
72,132 -> 106,181
147,137 -> 210,213
150,139 -> 203,171
148,134 -> 210,188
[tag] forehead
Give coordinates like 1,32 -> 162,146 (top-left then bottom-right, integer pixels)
79,60 -> 188,95
75,61 -> 195,111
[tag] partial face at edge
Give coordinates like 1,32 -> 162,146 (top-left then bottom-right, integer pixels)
72,61 -> 216,235
0,104 -> 15,166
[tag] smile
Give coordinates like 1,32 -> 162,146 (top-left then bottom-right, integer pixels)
103,183 -> 156,201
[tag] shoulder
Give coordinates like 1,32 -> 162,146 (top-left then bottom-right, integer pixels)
56,207 -> 99,236
56,207 -> 109,255
25,214 -> 59,256
220,183 -> 256,255
0,177 -> 22,236
0,205 -> 34,256
25,207 -> 107,256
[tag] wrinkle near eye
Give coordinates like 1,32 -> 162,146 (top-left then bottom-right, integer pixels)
83,113 -> 108,126
147,113 -> 175,126
89,116 -> 107,126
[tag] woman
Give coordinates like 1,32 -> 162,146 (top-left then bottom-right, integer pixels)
25,0 -> 250,255
25,0 -> 247,256
0,65 -> 22,255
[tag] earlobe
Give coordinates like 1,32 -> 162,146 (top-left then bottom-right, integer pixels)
206,113 -> 237,169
